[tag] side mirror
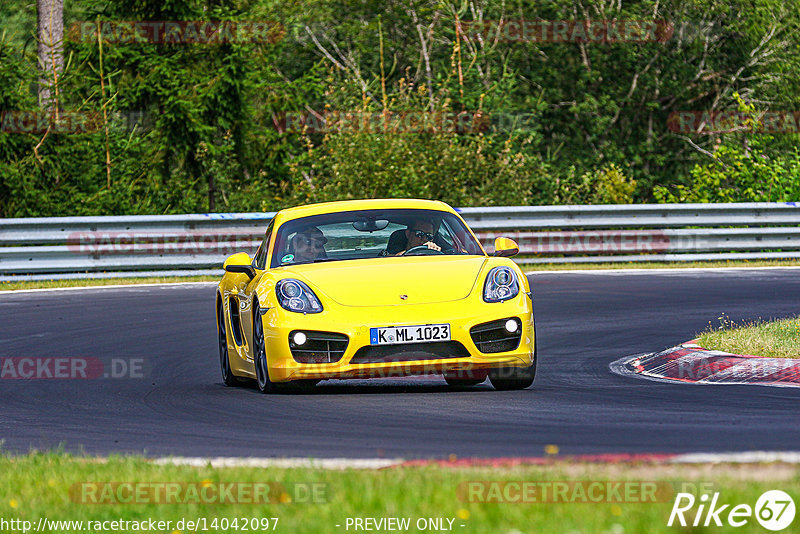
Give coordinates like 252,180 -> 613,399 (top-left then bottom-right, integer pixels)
223,252 -> 256,279
493,237 -> 519,258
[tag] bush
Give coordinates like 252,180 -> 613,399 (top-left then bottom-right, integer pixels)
553,163 -> 637,204
654,144 -> 800,203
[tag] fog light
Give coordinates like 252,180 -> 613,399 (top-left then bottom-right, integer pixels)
293,332 -> 307,345
504,319 -> 519,333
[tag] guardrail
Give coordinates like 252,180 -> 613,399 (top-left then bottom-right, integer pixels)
2,202 -> 799,279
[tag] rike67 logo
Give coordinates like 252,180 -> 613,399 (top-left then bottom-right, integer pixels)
668,490 -> 795,531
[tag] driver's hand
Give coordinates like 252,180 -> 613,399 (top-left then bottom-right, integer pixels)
424,241 -> 442,252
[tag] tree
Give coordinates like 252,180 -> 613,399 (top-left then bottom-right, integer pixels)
37,0 -> 63,110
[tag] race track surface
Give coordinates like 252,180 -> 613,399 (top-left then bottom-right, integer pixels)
1,269 -> 799,458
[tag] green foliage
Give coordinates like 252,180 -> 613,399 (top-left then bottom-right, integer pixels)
555,164 -> 637,205
1,0 -> 799,216
653,143 -> 800,203
654,95 -> 800,202
283,70 -> 550,207
286,129 -> 551,208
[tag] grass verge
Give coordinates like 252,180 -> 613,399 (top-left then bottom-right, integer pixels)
696,316 -> 800,359
0,276 -> 218,291
0,452 -> 798,533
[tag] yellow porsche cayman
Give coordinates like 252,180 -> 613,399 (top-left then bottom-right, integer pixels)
216,199 -> 536,392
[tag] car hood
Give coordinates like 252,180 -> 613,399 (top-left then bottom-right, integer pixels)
282,256 -> 488,307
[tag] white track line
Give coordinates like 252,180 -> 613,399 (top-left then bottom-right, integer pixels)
151,452 -> 800,469
526,266 -> 800,275
152,457 -> 405,470
671,451 -> 800,464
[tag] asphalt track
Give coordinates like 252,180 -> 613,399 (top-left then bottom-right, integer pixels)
1,269 -> 799,459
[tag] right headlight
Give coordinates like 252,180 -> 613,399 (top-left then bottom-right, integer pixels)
275,279 -> 323,313
483,267 -> 520,303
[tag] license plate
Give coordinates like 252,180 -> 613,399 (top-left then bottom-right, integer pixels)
370,324 -> 450,345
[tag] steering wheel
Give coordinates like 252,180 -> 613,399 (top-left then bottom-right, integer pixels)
402,245 -> 445,256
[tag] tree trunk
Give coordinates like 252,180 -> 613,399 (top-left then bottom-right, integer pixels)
37,0 -> 64,110
208,173 -> 216,211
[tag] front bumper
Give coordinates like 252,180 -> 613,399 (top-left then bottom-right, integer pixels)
261,294 -> 535,382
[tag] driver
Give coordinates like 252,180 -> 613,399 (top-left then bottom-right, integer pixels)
290,226 -> 328,262
395,218 -> 442,255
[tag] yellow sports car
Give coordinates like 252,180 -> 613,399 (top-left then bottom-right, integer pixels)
216,198 -> 536,392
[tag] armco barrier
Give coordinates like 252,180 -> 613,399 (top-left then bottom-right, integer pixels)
1,202 -> 799,279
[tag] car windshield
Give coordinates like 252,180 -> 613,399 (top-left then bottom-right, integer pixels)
270,208 -> 484,267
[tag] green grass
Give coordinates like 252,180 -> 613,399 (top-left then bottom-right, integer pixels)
0,276 -> 218,291
696,316 -> 800,359
1,452 -> 798,533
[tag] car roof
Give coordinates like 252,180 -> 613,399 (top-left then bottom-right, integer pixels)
275,199 -> 456,222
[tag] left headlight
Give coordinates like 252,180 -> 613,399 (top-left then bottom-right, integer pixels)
483,267 -> 520,303
275,279 -> 323,313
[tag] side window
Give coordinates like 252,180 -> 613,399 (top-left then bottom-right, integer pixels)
253,220 -> 274,270
436,220 -> 455,249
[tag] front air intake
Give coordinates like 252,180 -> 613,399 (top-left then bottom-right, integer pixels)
350,341 -> 470,364
470,318 -> 522,353
289,331 -> 349,363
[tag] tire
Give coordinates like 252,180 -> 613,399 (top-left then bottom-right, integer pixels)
252,303 -> 317,394
252,301 -> 277,393
488,341 -> 537,391
444,369 -> 487,387
218,300 -> 243,387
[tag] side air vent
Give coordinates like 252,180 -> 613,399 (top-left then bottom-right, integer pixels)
228,297 -> 244,346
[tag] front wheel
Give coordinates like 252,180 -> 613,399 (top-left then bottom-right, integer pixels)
253,302 -> 277,393
488,362 -> 536,390
488,343 -> 537,391
253,303 -> 318,394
